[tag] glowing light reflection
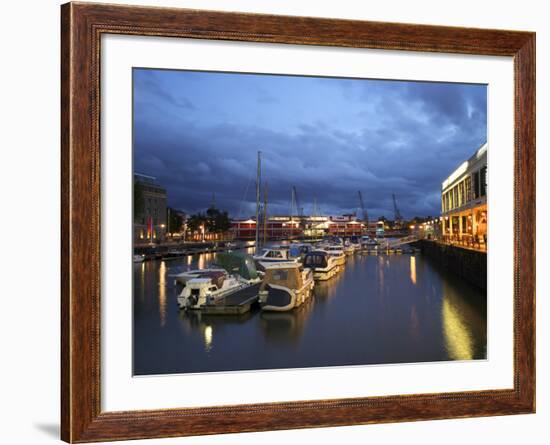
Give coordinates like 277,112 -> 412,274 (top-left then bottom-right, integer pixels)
442,298 -> 474,360
158,261 -> 167,326
410,256 -> 417,285
378,256 -> 384,292
204,325 -> 213,351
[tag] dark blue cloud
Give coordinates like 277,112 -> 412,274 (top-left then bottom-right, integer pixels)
133,69 -> 487,219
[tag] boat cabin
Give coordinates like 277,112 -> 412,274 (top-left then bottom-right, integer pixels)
253,248 -> 297,262
262,262 -> 304,289
303,250 -> 330,269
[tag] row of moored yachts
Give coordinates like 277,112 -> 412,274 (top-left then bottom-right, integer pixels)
173,235 -> 379,313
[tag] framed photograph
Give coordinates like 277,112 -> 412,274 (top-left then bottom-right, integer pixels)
61,2 -> 535,442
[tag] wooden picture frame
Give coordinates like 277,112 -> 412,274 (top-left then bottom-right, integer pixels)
61,2 -> 535,442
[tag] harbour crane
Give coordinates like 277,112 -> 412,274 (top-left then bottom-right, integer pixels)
392,193 -> 403,226
358,191 -> 368,225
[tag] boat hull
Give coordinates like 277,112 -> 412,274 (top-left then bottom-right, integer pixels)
261,279 -> 314,312
311,264 -> 340,281
178,281 -> 261,311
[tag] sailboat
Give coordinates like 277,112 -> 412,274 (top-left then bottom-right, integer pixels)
254,151 -> 262,253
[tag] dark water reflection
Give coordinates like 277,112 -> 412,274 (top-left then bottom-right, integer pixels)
133,251 -> 486,375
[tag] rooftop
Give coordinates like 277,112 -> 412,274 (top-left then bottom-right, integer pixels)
442,142 -> 487,190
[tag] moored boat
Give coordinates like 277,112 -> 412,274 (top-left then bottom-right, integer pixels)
175,252 -> 262,311
253,248 -> 299,264
289,243 -> 314,260
323,245 -> 346,266
259,262 -> 314,311
302,250 -> 339,281
347,236 -> 362,251
173,267 -> 228,295
343,244 -> 355,256
361,235 -> 378,247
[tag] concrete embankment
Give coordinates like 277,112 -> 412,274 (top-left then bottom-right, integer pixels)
415,240 -> 487,291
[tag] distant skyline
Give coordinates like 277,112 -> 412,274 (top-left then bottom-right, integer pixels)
133,68 -> 487,219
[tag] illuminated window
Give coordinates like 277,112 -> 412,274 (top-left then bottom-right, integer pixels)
480,166 -> 487,196
473,171 -> 480,199
465,176 -> 472,202
452,187 -> 458,210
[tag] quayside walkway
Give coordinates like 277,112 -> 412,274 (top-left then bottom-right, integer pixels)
436,235 -> 487,252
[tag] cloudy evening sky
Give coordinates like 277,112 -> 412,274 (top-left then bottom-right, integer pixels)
133,68 -> 487,220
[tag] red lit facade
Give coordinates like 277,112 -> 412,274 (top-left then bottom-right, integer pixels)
231,217 -> 366,240
327,221 -> 365,237
231,219 -> 302,240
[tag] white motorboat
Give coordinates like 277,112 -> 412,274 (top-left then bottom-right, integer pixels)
323,245 -> 346,266
361,235 -> 378,247
253,248 -> 299,264
343,243 -> 356,256
302,250 -> 340,281
175,252 -> 262,311
347,236 -> 362,251
133,254 -> 145,263
259,262 -> 315,311
173,267 -> 228,294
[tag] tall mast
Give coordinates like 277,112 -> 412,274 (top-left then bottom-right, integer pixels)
255,151 -> 261,251
290,187 -> 296,240
263,182 -> 268,245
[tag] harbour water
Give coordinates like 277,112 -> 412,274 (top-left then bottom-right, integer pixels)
133,245 -> 487,375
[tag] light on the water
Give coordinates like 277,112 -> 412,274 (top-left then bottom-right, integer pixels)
442,298 -> 474,360
204,325 -> 213,351
410,256 -> 417,285
158,261 -> 167,327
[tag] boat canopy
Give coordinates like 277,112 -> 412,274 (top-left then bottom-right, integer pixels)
263,263 -> 302,289
303,251 -> 329,268
290,244 -> 312,257
215,252 -> 258,280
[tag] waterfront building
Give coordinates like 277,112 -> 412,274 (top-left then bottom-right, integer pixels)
326,215 -> 365,237
367,221 -> 380,233
231,216 -> 302,240
230,214 -> 367,240
166,209 -> 187,240
440,143 -> 487,249
134,173 -> 167,244
302,215 -> 331,239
